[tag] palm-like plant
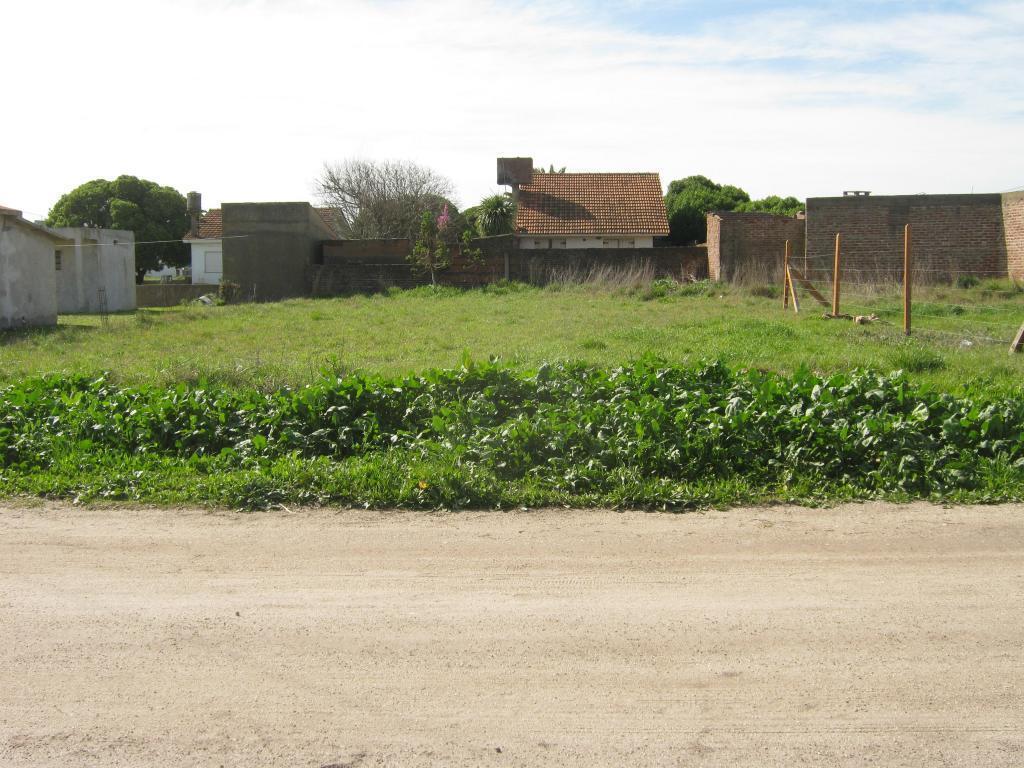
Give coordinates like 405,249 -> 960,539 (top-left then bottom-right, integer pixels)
476,194 -> 516,237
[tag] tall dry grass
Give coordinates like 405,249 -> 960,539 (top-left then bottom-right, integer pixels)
537,261 -> 659,293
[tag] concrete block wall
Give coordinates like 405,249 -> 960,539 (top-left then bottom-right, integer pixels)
706,211 -> 804,283
223,202 -> 337,301
136,283 -> 212,307
806,194 -> 1009,283
51,228 -> 136,313
1003,192 -> 1024,281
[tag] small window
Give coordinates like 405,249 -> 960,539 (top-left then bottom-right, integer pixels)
205,250 -> 223,274
55,250 -> 62,271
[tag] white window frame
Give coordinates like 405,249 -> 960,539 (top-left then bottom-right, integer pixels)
204,249 -> 223,275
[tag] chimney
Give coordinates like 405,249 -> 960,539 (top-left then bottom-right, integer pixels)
186,191 -> 202,236
497,157 -> 533,202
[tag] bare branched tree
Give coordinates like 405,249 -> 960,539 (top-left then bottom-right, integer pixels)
316,159 -> 457,240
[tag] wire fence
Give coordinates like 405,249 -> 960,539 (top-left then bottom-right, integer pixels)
778,232 -> 1024,353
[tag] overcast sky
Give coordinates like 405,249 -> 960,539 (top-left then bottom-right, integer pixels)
2,0 -> 1023,219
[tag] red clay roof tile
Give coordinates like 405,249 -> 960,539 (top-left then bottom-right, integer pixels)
183,209 -> 222,241
514,172 -> 669,236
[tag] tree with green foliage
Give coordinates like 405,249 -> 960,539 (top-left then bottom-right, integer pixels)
408,205 -> 452,286
663,175 -> 750,245
46,175 -> 190,282
735,195 -> 805,217
475,193 -> 516,237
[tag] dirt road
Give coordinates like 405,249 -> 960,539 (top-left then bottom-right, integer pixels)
1,502 -> 1022,767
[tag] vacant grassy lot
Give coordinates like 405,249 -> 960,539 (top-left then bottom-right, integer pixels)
1,281 -> 1022,393
2,281 -> 1022,509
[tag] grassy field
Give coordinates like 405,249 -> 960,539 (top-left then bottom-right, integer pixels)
2,280 -> 1022,509
1,280 -> 1022,393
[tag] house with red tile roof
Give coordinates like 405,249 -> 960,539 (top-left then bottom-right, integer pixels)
497,157 -> 670,250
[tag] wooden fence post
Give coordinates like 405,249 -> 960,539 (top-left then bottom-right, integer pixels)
903,224 -> 912,336
1011,322 -> 1024,354
832,233 -> 841,317
782,240 -> 791,310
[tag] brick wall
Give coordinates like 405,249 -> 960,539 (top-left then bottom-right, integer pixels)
806,194 -> 1010,283
508,244 -> 707,284
1003,192 -> 1024,281
315,238 -> 503,294
706,211 -> 804,283
313,236 -> 707,295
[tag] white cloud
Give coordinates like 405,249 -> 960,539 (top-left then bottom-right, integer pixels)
0,0 -> 1021,220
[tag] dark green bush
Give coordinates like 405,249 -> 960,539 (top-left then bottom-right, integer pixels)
956,275 -> 980,289
1,360 -> 1021,507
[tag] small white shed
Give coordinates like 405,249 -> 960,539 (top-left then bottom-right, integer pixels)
0,205 -> 66,329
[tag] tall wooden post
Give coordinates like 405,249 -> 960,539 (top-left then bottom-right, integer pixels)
832,232 -> 841,316
1011,322 -> 1024,354
903,224 -> 912,336
782,240 -> 791,310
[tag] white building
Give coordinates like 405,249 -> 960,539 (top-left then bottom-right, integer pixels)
183,202 -> 223,285
498,157 -> 670,249
50,227 -> 136,313
0,205 -> 64,328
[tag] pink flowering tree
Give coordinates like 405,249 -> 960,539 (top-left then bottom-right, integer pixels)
409,203 -> 452,286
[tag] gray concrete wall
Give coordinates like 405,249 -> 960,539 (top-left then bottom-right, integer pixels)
51,228 -> 136,313
222,203 -> 336,301
0,215 -> 59,329
136,283 -> 211,307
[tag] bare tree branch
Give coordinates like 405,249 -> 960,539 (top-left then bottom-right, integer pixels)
316,159 -> 456,240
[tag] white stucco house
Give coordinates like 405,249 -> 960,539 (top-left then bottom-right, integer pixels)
183,207 -> 223,284
497,157 -> 670,249
49,227 -> 136,313
0,205 -> 65,328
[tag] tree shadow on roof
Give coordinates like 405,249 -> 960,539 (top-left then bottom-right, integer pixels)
528,192 -> 595,222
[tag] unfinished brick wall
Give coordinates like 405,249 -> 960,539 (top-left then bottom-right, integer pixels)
706,211 -> 804,283
509,245 -> 707,283
315,238 -> 501,294
313,236 -> 707,295
806,194 -> 1010,283
1003,192 -> 1024,281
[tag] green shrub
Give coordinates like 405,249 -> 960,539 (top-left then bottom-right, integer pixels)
746,284 -> 778,299
218,281 -> 241,303
956,275 -> 980,289
891,347 -> 946,373
1,360 -> 1021,508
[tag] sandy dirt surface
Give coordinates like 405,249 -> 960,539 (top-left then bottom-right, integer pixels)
1,502 -> 1022,767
